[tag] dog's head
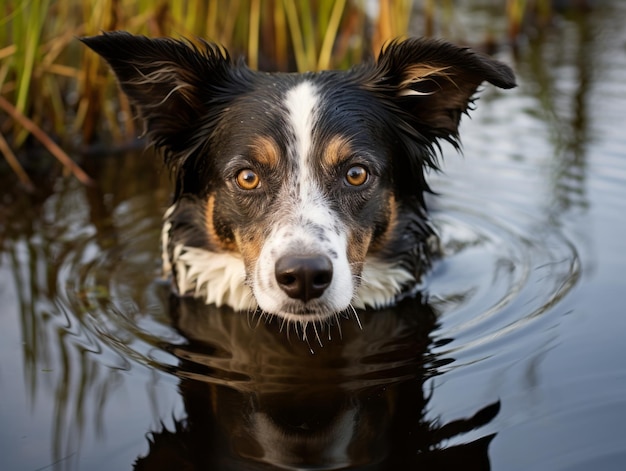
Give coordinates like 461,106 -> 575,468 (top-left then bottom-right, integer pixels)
82,32 -> 515,325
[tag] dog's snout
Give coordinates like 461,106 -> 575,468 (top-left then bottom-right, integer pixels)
275,255 -> 333,302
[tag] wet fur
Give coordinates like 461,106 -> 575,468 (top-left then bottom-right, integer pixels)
81,32 -> 515,326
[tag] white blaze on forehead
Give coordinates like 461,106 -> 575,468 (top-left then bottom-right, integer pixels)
283,80 -> 330,226
284,80 -> 318,174
282,80 -> 336,232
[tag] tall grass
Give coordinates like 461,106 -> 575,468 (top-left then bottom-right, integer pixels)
0,0 -> 562,186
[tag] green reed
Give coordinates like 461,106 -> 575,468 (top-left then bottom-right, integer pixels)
1,0 -> 560,187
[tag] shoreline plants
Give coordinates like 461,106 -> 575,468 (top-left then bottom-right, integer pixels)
1,0 -> 560,187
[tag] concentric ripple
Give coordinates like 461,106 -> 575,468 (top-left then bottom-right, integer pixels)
55,184 -> 580,385
425,195 -> 580,372
57,194 -> 186,374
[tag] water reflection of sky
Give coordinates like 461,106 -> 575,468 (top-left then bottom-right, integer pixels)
426,3 -> 626,470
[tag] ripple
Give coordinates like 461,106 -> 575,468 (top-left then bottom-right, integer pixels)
61,199 -> 440,390
425,193 -> 580,372
57,195 -> 185,373
56,183 -> 580,388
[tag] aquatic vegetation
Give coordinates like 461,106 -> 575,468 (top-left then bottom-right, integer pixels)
0,1 -> 574,185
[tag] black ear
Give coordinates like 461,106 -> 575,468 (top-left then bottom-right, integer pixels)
80,31 -> 249,164
370,38 -> 516,144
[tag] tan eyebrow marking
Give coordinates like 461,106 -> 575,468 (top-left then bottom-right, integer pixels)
322,135 -> 353,169
248,135 -> 280,167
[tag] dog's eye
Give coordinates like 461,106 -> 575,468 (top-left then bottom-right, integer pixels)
345,165 -> 369,186
236,169 -> 260,190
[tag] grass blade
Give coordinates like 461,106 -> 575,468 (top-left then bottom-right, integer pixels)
0,96 -> 93,186
317,0 -> 347,70
0,131 -> 34,190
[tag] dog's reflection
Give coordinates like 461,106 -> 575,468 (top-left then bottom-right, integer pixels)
135,296 -> 498,470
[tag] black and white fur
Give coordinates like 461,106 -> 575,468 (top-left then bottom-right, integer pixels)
82,32 -> 515,327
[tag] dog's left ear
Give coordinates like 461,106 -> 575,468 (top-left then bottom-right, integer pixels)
369,38 -> 516,142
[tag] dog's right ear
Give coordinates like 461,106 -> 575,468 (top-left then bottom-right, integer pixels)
81,31 -> 249,162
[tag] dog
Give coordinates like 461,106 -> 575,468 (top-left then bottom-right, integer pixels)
81,32 -> 515,328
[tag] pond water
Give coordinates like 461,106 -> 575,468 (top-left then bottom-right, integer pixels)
2,3 -> 626,470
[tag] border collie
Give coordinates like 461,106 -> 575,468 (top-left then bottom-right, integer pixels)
82,32 -> 515,327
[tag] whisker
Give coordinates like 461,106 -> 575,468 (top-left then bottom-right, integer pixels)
335,312 -> 343,339
285,318 -> 293,343
349,303 -> 363,329
300,321 -> 309,343
254,310 -> 266,328
279,315 -> 288,332
352,272 -> 368,287
246,306 -> 258,329
312,322 -> 323,347
294,320 -> 302,341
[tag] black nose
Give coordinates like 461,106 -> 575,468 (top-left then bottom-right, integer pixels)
275,255 -> 333,302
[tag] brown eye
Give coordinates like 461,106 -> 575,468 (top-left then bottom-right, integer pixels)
345,165 -> 369,186
236,169 -> 260,190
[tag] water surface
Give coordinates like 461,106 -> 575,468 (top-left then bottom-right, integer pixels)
2,3 -> 626,470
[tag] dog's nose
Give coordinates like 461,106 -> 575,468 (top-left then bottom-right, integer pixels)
275,255 -> 333,302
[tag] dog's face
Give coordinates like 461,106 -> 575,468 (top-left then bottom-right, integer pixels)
82,33 -> 515,325
208,78 -> 394,319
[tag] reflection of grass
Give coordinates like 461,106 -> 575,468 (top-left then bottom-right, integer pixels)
0,149 -> 169,466
0,1 -> 575,185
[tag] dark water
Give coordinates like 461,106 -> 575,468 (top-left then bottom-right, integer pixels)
2,4 -> 626,470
